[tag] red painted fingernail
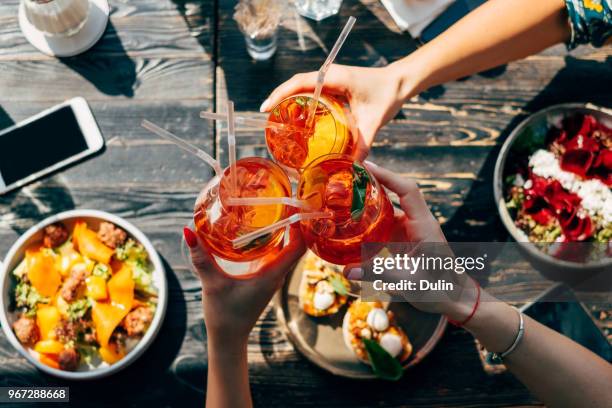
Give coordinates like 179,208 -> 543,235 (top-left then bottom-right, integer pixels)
183,227 -> 198,248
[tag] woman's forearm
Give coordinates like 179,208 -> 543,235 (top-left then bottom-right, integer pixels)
390,0 -> 571,98
458,294 -> 612,408
206,337 -> 252,408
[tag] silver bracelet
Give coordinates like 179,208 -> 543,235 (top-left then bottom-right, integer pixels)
490,307 -> 525,364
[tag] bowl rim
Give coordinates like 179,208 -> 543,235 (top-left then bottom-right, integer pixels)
493,102 -> 612,269
0,209 -> 168,380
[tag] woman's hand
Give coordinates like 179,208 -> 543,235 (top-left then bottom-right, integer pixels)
184,224 -> 305,345
346,161 -> 478,320
184,225 -> 305,408
260,64 -> 419,160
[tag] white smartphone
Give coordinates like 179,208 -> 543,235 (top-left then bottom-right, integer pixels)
0,97 -> 104,195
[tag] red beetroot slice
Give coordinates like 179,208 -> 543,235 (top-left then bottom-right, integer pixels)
558,208 -> 593,242
560,149 -> 595,178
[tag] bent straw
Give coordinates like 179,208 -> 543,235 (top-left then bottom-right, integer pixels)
225,196 -> 312,209
200,111 -> 307,133
226,101 -> 238,196
305,16 -> 356,131
232,211 -> 332,248
141,120 -> 223,176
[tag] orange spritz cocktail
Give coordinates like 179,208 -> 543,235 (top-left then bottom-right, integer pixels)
266,93 -> 354,172
297,154 -> 394,265
194,157 -> 292,262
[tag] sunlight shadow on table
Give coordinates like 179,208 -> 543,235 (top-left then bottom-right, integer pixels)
59,21 -> 136,97
0,177 -> 75,236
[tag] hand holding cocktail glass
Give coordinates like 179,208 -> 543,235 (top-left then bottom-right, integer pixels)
261,63 -> 411,161
342,161 -> 478,320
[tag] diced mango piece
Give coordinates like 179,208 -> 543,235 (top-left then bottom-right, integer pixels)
36,306 -> 61,340
99,344 -> 125,364
91,302 -> 129,347
55,245 -> 83,277
86,276 -> 108,300
38,353 -> 60,369
27,250 -> 61,298
34,339 -> 64,355
107,265 -> 134,310
72,221 -> 114,264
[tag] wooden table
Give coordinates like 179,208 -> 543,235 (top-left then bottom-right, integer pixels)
0,1 -> 610,406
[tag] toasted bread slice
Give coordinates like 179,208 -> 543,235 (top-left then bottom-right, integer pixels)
342,300 -> 412,364
299,252 -> 349,317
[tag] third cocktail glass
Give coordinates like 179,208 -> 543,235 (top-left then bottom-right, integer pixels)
297,154 -> 394,265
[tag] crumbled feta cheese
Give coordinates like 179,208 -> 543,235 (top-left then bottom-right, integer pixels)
529,149 -> 612,226
513,173 -> 525,187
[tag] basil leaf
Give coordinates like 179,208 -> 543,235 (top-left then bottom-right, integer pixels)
295,96 -> 307,107
351,162 -> 370,221
362,338 -> 404,381
328,274 -> 348,296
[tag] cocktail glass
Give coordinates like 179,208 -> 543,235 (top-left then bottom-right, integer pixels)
193,157 -> 292,265
265,93 -> 355,175
297,154 -> 394,265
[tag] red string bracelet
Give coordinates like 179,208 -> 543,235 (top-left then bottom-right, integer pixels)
447,280 -> 481,327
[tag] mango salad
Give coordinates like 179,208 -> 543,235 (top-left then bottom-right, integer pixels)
11,220 -> 157,371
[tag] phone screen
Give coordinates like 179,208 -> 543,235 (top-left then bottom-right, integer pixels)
0,106 -> 88,186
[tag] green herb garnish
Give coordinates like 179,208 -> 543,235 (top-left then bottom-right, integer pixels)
351,162 -> 370,221
67,299 -> 91,321
273,107 -> 280,118
511,126 -> 546,156
362,338 -> 404,381
295,96 -> 307,107
328,274 -> 348,296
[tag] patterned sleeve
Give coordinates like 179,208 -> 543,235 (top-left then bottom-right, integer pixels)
564,0 -> 612,49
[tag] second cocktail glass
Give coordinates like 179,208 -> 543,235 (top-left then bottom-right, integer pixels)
297,154 -> 394,265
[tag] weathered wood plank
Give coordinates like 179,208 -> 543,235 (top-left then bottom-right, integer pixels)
0,58 -> 213,102
0,0 -> 214,59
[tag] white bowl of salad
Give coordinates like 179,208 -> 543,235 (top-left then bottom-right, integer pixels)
0,210 -> 167,380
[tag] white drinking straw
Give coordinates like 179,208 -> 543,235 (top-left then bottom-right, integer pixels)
226,101 -> 238,195
232,211 -> 332,248
305,16 -> 356,131
199,111 -> 307,133
141,120 -> 223,176
225,196 -> 312,209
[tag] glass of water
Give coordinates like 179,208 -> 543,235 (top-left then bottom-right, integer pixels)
295,0 -> 343,21
234,0 -> 283,61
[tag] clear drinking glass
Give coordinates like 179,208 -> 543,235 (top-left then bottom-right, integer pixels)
234,0 -> 283,61
22,0 -> 90,37
244,29 -> 278,61
294,0 -> 343,21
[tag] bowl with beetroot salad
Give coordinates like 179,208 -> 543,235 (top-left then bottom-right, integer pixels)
494,104 -> 611,272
